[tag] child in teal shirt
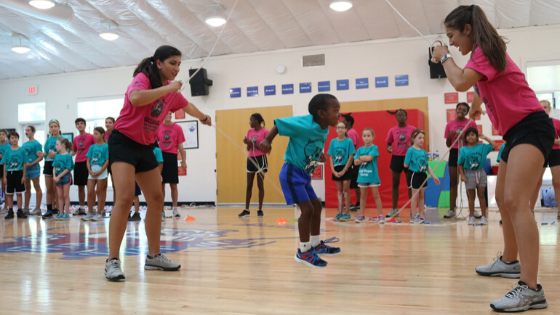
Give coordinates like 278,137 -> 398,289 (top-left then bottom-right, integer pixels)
52,138 -> 74,220
1,131 -> 28,219
328,121 -> 356,221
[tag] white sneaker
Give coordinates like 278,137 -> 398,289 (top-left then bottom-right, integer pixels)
490,281 -> 547,312
105,258 -> 125,281
172,208 -> 180,218
30,208 -> 42,216
474,210 -> 482,218
443,209 -> 456,218
81,213 -> 94,221
475,251 -> 521,278
144,254 -> 181,271
481,216 -> 488,225
468,216 -> 476,225
92,213 -> 103,221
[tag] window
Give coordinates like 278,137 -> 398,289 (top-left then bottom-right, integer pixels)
527,62 -> 560,117
77,97 -> 124,134
18,102 -> 46,122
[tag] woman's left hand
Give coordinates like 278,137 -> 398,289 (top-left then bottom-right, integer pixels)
431,46 -> 450,63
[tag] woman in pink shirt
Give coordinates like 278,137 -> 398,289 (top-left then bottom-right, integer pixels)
104,45 -> 211,282
239,113 -> 269,218
443,102 -> 477,219
385,109 -> 416,218
433,5 -> 554,311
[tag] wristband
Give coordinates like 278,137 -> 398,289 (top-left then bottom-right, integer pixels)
201,115 -> 209,122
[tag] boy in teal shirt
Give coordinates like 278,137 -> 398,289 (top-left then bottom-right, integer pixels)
1,132 -> 28,219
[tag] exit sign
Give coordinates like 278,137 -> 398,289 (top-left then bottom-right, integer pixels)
28,86 -> 37,95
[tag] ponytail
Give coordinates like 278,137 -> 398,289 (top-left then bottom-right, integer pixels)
133,45 -> 182,89
444,5 -> 507,72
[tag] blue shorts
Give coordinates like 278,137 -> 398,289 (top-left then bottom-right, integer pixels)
56,173 -> 72,188
279,163 -> 317,205
26,164 -> 41,179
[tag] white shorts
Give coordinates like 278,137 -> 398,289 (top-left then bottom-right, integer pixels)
358,182 -> 381,188
88,164 -> 108,180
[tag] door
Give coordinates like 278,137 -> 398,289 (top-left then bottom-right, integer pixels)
216,105 -> 292,204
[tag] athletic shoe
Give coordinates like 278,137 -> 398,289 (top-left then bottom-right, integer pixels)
468,216 -> 476,225
144,254 -> 181,271
349,203 -> 356,211
500,219 -> 502,224
54,213 -> 63,220
334,213 -> 342,221
92,213 -> 103,221
238,209 -> 250,218
105,258 -> 125,281
355,215 -> 366,223
481,216 -> 488,225
42,210 -> 53,219
257,209 -> 264,217
341,213 -> 351,221
52,209 -> 59,215
417,215 -> 425,224
474,210 -> 482,219
161,212 -> 165,221
76,207 -> 86,215
475,251 -> 521,278
490,281 -> 547,312
314,237 -> 341,256
5,209 -> 14,219
101,209 -> 106,217
351,203 -> 360,211
172,208 -> 180,218
60,213 -> 70,220
82,213 -> 94,221
30,208 -> 42,216
22,208 -> 30,216
294,248 -> 327,268
0,208 -> 7,215
377,215 -> 385,224
128,212 -> 141,221
16,209 -> 27,219
443,209 -> 456,218
386,208 -> 399,218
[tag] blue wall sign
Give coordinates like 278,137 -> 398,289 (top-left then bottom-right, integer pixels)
336,79 -> 349,90
300,82 -> 312,93
264,85 -> 276,96
395,75 -> 409,86
356,78 -> 369,89
282,84 -> 294,94
318,81 -> 330,92
230,87 -> 241,98
375,76 -> 389,88
247,86 -> 258,97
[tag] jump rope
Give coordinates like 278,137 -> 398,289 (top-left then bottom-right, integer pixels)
178,0 -> 476,223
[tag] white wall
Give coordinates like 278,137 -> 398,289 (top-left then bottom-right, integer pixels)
1,25 -> 559,204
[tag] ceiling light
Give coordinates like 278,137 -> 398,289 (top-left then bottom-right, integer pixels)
329,1 -> 353,12
29,0 -> 55,10
12,45 -> 31,54
99,31 -> 119,41
205,16 -> 226,27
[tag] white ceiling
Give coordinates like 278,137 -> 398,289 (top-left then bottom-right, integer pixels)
1,0 -> 560,80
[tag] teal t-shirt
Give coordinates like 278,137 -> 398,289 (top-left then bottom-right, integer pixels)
355,145 -> 381,184
86,143 -> 109,167
22,140 -> 43,164
1,147 -> 27,171
52,154 -> 74,176
0,142 -> 11,165
275,115 -> 329,174
405,147 -> 428,173
44,136 -> 61,162
496,143 -> 505,163
154,147 -> 164,163
458,143 -> 494,171
327,137 -> 356,167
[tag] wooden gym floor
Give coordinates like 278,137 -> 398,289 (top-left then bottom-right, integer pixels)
0,207 -> 559,314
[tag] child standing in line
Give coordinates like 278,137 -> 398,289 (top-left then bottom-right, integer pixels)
129,144 -> 164,222
22,126 -> 43,216
458,127 -> 499,225
328,121 -> 355,221
72,118 -> 96,215
404,129 -> 440,223
1,132 -> 28,219
83,127 -> 109,221
259,93 -> 341,268
0,130 -> 11,213
52,138 -> 74,221
353,128 -> 383,223
42,119 -> 62,219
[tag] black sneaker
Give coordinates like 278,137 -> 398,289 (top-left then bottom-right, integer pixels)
238,209 -> 250,218
5,209 -> 14,219
16,209 -> 27,219
257,210 -> 264,217
42,210 -> 53,219
52,209 -> 60,215
128,212 -> 141,221
350,203 -> 360,211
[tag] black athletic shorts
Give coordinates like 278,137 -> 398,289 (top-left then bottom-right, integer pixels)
547,149 -> 560,168
109,129 -> 158,174
247,155 -> 268,173
0,165 -> 3,178
408,171 -> 428,190
449,148 -> 459,167
332,165 -> 353,181
161,152 -> 179,184
350,164 -> 359,189
73,161 -> 88,186
6,170 -> 25,194
501,111 -> 554,164
390,155 -> 406,173
43,161 -> 54,176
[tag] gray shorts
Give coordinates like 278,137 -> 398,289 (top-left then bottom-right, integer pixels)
464,169 -> 487,189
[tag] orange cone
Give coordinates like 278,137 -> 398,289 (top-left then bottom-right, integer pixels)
184,216 -> 196,222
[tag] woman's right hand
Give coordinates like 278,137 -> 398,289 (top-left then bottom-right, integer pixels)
167,81 -> 183,93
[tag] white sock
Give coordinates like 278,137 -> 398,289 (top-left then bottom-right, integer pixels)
300,242 -> 311,252
172,207 -> 177,211
310,235 -> 321,248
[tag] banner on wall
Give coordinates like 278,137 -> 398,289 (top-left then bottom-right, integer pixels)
300,82 -> 312,93
230,88 -> 241,98
247,86 -> 258,97
467,91 -> 474,103
336,79 -> 349,90
264,85 -> 276,96
318,81 -> 330,92
356,78 -> 369,89
282,84 -> 294,94
375,76 -> 388,88
395,75 -> 409,86
312,165 -> 323,180
445,92 -> 459,104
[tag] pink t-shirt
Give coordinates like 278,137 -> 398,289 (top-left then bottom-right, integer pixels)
114,73 -> 189,145
73,133 -> 96,163
246,128 -> 270,157
445,119 -> 477,149
552,118 -> 560,150
386,125 -> 416,156
465,47 -> 543,136
104,131 -> 111,142
157,123 -> 185,154
347,128 -> 360,150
